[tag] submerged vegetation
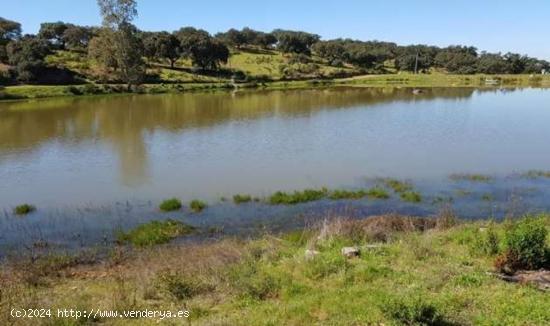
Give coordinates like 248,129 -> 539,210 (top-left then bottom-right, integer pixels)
523,170 -> 550,179
159,198 -> 182,212
2,214 -> 549,325
13,203 -> 35,215
190,199 -> 207,213
450,173 -> 493,182
116,219 -> 195,247
233,194 -> 252,204
269,188 -> 328,205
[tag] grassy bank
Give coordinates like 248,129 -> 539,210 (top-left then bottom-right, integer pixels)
1,214 -> 549,325
2,73 -> 550,101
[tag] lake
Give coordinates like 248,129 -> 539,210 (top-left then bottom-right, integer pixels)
1,87 -> 550,250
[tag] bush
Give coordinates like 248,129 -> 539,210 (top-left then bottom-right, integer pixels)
159,198 -> 182,212
495,216 -> 549,273
154,270 -> 205,301
14,204 -> 36,215
190,200 -> 207,213
116,220 -> 194,247
233,194 -> 252,204
381,297 -> 448,326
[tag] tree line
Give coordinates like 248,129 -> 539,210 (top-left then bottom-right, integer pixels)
1,0 -> 549,87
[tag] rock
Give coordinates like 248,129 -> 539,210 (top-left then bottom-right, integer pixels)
305,249 -> 320,260
341,247 -> 360,258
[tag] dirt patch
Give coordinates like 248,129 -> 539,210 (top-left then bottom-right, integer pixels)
490,270 -> 550,292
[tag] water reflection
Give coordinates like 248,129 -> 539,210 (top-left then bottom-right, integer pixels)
0,87 -> 548,208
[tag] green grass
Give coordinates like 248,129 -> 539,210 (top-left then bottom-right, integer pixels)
13,204 -> 36,215
159,198 -> 182,212
269,188 -> 328,205
450,173 -> 493,182
5,215 -> 549,325
190,200 -> 207,213
233,194 -> 252,204
116,219 -> 195,247
400,191 -> 423,203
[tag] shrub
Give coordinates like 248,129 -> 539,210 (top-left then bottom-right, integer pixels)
14,204 -> 36,215
495,216 -> 549,273
190,200 -> 207,213
154,270 -> 206,301
159,198 -> 182,212
116,220 -> 194,247
229,262 -> 280,300
472,226 -> 500,256
233,194 -> 252,204
381,297 -> 448,326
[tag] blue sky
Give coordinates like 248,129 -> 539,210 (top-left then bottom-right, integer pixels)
3,0 -> 550,60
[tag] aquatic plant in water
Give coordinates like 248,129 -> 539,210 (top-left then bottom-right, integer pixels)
159,198 -> 182,212
14,204 -> 36,215
116,219 -> 195,247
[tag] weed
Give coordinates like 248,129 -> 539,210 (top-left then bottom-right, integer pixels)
381,297 -> 450,326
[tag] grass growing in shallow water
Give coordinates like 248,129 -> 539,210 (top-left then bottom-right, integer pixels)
400,191 -> 422,203
116,219 -> 195,247
13,204 -> 36,215
190,200 -> 207,213
159,198 -> 182,212
233,194 -> 252,204
523,170 -> 550,179
366,187 -> 390,199
381,178 -> 413,193
269,188 -> 328,205
450,173 -> 493,182
328,189 -> 367,200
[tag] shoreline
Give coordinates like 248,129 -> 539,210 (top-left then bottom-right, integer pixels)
2,73 -> 550,102
1,214 -> 548,324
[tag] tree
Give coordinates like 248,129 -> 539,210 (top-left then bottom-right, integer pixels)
272,29 -> 320,55
477,52 -> 509,74
142,31 -> 180,67
97,0 -> 137,28
0,17 -> 21,63
254,32 -> 277,49
62,25 -> 93,50
114,23 -> 145,88
176,27 -> 229,70
6,36 -> 51,82
88,29 -> 118,70
96,0 -> 144,89
38,22 -> 69,48
216,28 -> 246,48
